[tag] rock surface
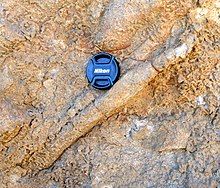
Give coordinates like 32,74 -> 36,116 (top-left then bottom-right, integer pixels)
0,0 -> 219,187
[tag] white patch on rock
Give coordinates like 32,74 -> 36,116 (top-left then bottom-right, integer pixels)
133,119 -> 147,129
43,79 -> 54,89
196,96 -> 206,106
0,66 -> 13,91
195,8 -> 209,20
147,124 -> 154,133
165,49 -> 175,61
174,43 -> 188,58
216,0 -> 220,8
50,68 -> 60,78
10,174 -> 20,183
50,39 -> 67,51
196,95 -> 209,109
126,118 -> 155,139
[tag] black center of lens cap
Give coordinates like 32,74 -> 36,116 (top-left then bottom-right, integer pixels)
86,52 -> 120,90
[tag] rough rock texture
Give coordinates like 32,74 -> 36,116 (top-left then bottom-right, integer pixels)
0,0 -> 219,187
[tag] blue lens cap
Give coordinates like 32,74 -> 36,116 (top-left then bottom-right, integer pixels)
86,52 -> 120,90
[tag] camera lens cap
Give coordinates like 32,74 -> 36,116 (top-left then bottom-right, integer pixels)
86,52 -> 120,90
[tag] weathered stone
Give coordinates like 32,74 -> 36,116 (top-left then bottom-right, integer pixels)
95,62 -> 157,116
0,66 -> 13,92
0,0 -> 219,187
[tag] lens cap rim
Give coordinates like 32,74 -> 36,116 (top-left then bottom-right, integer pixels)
86,52 -> 120,90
